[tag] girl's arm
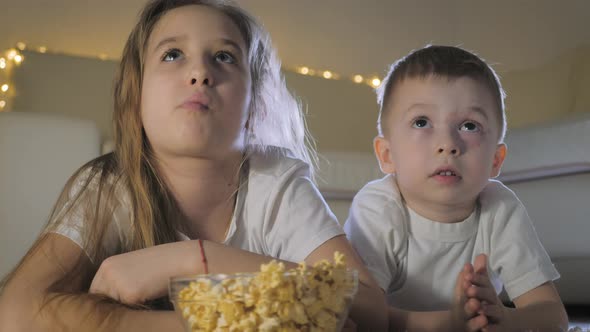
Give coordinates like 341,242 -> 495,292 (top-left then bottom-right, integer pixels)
89,235 -> 389,331
0,234 -> 185,332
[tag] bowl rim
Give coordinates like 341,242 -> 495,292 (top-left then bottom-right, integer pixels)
169,267 -> 359,284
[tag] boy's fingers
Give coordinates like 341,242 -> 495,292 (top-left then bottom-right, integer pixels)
474,254 -> 488,274
464,297 -> 481,317
466,285 -> 497,304
482,303 -> 504,322
466,313 -> 488,332
469,273 -> 493,288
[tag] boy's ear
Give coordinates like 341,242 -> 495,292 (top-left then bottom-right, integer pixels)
374,136 -> 396,174
490,143 -> 507,178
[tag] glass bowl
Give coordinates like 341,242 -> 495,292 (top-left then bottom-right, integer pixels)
169,268 -> 358,332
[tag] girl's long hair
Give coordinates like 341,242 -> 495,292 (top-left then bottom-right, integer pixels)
1,0 -> 317,318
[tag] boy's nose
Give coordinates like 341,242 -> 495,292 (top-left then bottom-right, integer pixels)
436,132 -> 462,156
437,145 -> 460,156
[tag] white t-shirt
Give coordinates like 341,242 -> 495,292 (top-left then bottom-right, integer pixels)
52,148 -> 344,264
344,175 -> 559,311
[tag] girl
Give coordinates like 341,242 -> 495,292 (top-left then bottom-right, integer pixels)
0,0 -> 387,331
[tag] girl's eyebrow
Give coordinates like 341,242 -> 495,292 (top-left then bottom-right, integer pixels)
150,35 -> 245,58
151,35 -> 187,54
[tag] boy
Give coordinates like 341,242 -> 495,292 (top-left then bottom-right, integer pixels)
344,45 -> 568,331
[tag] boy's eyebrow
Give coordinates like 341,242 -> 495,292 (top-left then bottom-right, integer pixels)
405,103 -> 490,120
465,106 -> 489,120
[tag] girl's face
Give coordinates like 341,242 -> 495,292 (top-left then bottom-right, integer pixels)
141,5 -> 251,161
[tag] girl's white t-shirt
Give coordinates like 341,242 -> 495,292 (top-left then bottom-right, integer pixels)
344,175 -> 559,311
52,148 -> 344,264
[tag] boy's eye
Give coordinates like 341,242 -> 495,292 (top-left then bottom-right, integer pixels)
412,118 -> 430,128
214,51 -> 236,64
460,121 -> 480,132
162,48 -> 183,62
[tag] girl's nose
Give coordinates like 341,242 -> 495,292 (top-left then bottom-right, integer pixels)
188,60 -> 213,87
190,77 -> 210,86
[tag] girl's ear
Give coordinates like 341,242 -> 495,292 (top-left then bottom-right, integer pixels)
490,143 -> 507,178
374,136 -> 396,174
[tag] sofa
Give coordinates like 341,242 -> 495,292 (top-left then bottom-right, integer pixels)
0,111 -> 102,278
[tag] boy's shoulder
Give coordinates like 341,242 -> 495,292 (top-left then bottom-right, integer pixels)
355,174 -> 403,206
479,179 -> 521,208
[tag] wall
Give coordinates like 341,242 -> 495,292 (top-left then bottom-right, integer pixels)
7,47 -> 590,154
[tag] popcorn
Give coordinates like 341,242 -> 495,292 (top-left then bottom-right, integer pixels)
172,252 -> 357,332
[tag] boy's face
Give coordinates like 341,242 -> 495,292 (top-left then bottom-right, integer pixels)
374,75 -> 506,218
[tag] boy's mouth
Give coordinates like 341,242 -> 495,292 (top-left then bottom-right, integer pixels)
431,167 -> 461,178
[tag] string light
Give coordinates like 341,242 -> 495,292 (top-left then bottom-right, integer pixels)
371,78 -> 381,88
0,41 -> 382,116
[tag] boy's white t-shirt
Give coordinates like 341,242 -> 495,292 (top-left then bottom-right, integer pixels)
52,148 -> 344,264
344,175 -> 559,311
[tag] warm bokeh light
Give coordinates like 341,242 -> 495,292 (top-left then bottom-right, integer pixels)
1,84 -> 9,92
323,71 -> 333,79
299,66 -> 309,75
38,46 -> 47,53
371,78 -> 381,87
7,49 -> 17,60
16,42 -> 26,51
0,100 -> 6,109
14,55 -> 23,64
353,75 -> 363,83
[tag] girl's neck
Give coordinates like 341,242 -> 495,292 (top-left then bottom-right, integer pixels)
155,151 -> 244,238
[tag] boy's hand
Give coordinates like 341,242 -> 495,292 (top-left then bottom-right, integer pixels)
450,263 -> 488,331
466,254 -> 509,331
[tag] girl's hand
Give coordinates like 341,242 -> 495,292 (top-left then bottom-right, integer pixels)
467,254 -> 509,332
451,263 -> 488,331
89,241 -> 197,304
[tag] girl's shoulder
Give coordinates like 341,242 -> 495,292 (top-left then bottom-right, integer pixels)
247,146 -> 310,180
64,153 -> 127,202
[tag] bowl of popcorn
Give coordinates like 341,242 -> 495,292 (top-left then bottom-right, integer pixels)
169,252 -> 358,332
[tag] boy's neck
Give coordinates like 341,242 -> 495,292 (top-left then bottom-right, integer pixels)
402,194 -> 477,224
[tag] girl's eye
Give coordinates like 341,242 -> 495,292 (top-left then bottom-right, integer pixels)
214,51 -> 236,64
412,118 -> 430,128
162,49 -> 183,62
460,121 -> 480,132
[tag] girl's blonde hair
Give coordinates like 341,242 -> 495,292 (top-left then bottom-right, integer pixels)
1,0 -> 317,314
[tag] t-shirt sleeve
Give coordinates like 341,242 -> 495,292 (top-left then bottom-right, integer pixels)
263,161 -> 344,263
343,179 -> 407,293
49,168 -> 127,262
481,180 -> 560,300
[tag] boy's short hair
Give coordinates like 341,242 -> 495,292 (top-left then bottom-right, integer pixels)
376,45 -> 507,142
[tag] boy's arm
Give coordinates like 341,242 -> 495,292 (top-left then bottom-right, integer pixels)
387,263 -> 488,332
468,254 -> 568,331
499,282 -> 568,331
